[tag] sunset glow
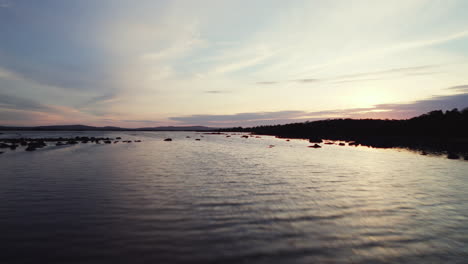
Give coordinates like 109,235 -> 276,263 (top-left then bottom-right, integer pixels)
1,0 -> 468,127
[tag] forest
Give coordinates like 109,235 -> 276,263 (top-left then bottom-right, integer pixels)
220,108 -> 468,158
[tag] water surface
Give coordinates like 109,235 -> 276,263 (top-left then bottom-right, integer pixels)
1,131 -> 467,263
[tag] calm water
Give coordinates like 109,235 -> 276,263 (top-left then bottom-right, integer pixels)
1,131 -> 467,263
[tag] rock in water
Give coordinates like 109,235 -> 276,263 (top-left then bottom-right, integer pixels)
164,138 -> 172,141
25,146 -> 36,151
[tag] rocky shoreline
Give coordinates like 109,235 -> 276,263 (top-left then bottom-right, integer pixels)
0,136 -> 141,152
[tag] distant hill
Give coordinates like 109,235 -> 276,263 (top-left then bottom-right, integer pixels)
0,125 -> 216,131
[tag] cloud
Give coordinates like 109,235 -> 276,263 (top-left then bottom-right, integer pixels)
293,78 -> 321,83
447,85 -> 468,92
171,110 -> 306,123
204,90 -> 230,94
211,49 -> 275,75
0,67 -> 21,80
256,81 -> 279,85
391,29 -> 468,52
0,93 -> 54,112
256,65 -> 439,85
170,88 -> 468,126
121,119 -> 158,123
0,0 -> 11,8
0,109 -> 46,122
79,93 -> 120,107
2,1 -> 468,128
372,93 -> 468,116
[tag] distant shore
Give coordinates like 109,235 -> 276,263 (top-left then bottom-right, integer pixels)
0,125 -> 216,132
219,108 -> 468,160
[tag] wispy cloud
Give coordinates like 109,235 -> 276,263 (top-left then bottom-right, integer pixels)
256,65 -> 439,85
256,81 -> 279,85
79,93 -> 120,107
448,84 -> 468,92
293,78 -> 321,83
170,110 -> 306,123
0,93 -> 54,112
170,87 -> 468,126
0,0 -> 12,8
204,90 -> 230,94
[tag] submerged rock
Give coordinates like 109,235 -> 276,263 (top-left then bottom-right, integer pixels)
116,137 -> 122,139
338,143 -> 346,146
195,139 -> 201,141
26,141 -> 46,150
25,146 -> 36,151
164,138 -> 172,141
104,140 -> 112,144
308,144 -> 322,148
447,153 -> 460,160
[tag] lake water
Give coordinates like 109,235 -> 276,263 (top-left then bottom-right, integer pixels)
1,131 -> 467,263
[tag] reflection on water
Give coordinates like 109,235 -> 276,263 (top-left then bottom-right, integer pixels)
1,131 -> 468,263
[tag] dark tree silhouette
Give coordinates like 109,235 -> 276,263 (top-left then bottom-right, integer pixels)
220,108 -> 468,158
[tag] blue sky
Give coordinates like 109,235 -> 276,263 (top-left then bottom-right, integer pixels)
1,0 -> 468,127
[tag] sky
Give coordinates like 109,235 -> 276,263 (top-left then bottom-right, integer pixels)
1,0 -> 468,128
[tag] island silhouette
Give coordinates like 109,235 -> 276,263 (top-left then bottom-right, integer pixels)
220,108 -> 468,160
